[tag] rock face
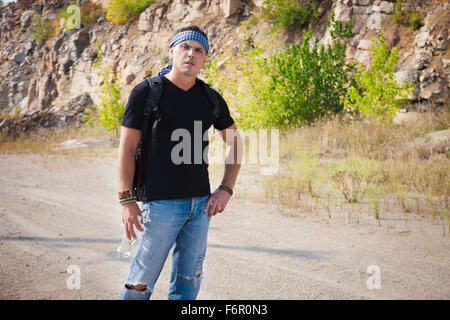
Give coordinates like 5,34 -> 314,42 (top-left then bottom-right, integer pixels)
0,93 -> 93,136
0,0 -> 448,136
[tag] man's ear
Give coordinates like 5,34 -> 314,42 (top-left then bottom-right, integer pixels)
201,57 -> 206,68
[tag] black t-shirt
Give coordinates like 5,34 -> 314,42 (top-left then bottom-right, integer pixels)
121,75 -> 234,201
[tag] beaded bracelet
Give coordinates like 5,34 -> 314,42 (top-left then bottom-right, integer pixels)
119,196 -> 137,205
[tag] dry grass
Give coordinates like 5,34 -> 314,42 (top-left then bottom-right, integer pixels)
1,109 -> 449,233
225,109 -> 450,232
0,124 -> 118,159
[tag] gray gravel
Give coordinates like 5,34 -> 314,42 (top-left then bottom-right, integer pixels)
0,153 -> 448,300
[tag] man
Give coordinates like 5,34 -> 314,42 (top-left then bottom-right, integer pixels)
117,25 -> 242,300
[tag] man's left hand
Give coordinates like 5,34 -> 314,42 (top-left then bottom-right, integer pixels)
204,189 -> 231,219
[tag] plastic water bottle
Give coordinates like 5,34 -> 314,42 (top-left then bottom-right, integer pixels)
117,231 -> 142,258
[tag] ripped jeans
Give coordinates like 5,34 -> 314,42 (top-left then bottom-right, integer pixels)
118,195 -> 211,300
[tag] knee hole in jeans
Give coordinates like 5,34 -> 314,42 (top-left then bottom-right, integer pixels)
125,283 -> 147,291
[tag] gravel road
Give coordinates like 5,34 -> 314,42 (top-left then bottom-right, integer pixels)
0,153 -> 448,300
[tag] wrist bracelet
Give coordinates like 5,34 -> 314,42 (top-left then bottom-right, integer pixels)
118,189 -> 136,200
218,184 -> 233,196
119,196 -> 137,205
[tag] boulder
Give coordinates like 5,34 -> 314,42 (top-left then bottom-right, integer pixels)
20,10 -> 34,29
414,31 -> 432,48
335,7 -> 353,23
419,80 -> 444,101
357,39 -> 372,50
191,1 -> 206,11
393,111 -> 421,125
403,129 -> 450,156
442,58 -> 450,68
68,28 -> 90,61
166,4 -> 188,22
354,0 -> 371,6
10,53 -> 26,63
222,0 -> 242,18
138,3 -> 162,32
379,1 -> 394,14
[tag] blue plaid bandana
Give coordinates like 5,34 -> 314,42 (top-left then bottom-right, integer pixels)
169,30 -> 209,54
157,30 -> 209,76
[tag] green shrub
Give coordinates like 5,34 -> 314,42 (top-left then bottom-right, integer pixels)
344,35 -> 415,122
30,13 -> 54,44
408,12 -> 421,30
83,42 -> 125,138
54,1 -> 80,32
106,0 -> 154,24
234,14 -> 355,129
81,1 -> 105,26
52,1 -> 104,33
392,0 -> 403,22
261,0 -> 319,32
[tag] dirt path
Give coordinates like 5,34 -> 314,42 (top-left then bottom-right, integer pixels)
0,153 -> 448,300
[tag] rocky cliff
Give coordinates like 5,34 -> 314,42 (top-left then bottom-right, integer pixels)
0,0 -> 448,135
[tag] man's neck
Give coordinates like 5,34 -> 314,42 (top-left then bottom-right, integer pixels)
164,70 -> 197,91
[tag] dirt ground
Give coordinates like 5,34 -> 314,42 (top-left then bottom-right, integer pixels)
0,153 -> 449,300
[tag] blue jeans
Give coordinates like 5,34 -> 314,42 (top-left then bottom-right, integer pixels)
118,195 -> 211,300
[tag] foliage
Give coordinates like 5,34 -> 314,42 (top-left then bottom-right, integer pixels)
344,35 -> 415,122
39,1 -> 104,37
0,106 -> 21,121
392,0 -> 422,30
106,0 -> 154,24
82,42 -> 125,138
392,0 -> 403,22
261,0 -> 319,32
80,1 -> 105,26
30,13 -> 54,44
211,14 -> 355,129
54,1 -> 80,32
408,12 -> 422,30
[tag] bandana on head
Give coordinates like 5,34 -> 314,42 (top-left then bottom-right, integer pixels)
157,30 -> 209,76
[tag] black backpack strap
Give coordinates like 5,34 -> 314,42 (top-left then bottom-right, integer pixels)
144,75 -> 163,158
134,75 -> 163,200
199,79 -> 221,125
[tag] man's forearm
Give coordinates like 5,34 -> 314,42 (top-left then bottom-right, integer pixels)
117,148 -> 136,191
222,131 -> 243,189
221,163 -> 241,189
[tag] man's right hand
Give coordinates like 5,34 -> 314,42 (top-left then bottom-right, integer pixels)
121,202 -> 144,240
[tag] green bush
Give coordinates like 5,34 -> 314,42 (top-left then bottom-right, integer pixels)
81,1 -> 105,26
106,0 -> 154,24
408,12 -> 421,30
261,0 -> 319,32
234,14 -> 355,129
344,35 -> 415,122
393,1 -> 422,30
83,42 -> 125,138
54,1 -> 80,32
392,0 -> 403,22
30,13 -> 54,43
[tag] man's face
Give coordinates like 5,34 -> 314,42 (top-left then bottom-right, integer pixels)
169,39 -> 207,76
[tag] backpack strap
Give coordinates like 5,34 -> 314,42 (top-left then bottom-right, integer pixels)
143,75 -> 163,158
133,75 -> 163,201
199,79 -> 221,125
141,76 -> 220,159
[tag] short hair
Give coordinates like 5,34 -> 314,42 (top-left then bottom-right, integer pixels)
172,25 -> 208,42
